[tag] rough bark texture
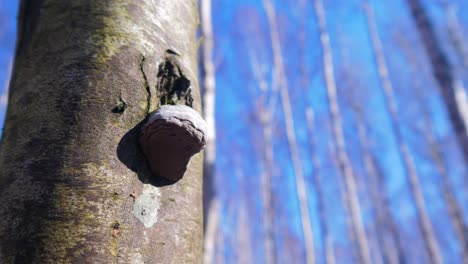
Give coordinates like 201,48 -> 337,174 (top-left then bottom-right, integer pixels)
0,1 -> 203,263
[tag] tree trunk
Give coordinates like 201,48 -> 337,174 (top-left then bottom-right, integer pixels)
200,0 -> 219,262
406,0 -> 468,164
262,1 -> 316,263
313,1 -> 372,263
414,76 -> 468,262
306,108 -> 336,264
353,106 -> 406,264
249,53 -> 277,264
0,1 -> 203,263
441,0 -> 468,69
363,3 -> 442,263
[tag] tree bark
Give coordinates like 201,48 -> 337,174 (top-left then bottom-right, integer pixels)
0,1 -> 203,263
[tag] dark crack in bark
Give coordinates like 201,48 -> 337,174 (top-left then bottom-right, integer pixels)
139,55 -> 151,115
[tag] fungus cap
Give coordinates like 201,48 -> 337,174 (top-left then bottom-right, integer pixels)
140,105 -> 207,181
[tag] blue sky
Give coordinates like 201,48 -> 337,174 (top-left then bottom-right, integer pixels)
0,1 -> 467,263
0,0 -> 17,132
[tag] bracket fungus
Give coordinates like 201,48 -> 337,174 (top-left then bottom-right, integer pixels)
139,105 -> 207,181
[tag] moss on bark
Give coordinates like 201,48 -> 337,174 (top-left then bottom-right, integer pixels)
0,1 -> 203,263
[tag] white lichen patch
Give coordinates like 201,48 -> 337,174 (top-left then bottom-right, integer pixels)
132,185 -> 161,228
130,252 -> 145,264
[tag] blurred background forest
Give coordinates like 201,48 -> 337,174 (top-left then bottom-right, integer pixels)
1,0 -> 468,263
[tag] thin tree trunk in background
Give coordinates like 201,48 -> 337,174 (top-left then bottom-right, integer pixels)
328,141 -> 360,264
440,0 -> 468,164
235,168 -> 255,264
203,200 -> 220,264
441,0 -> 468,69
262,1 -> 316,263
364,4 -> 442,263
306,108 -> 336,264
373,157 -> 408,264
354,115 -> 384,264
0,1 -> 202,263
238,195 -> 254,264
414,81 -> 468,262
358,122 -> 399,264
352,105 -> 405,264
250,54 -> 277,264
348,110 -> 384,264
313,1 -> 372,263
200,0 -> 219,262
406,0 -> 468,164
215,220 -> 225,264
396,21 -> 468,261
200,0 -> 216,218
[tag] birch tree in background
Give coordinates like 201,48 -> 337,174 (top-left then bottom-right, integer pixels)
200,0 -> 219,263
350,101 -> 406,264
439,1 -> 468,168
414,80 -> 468,262
406,0 -> 468,164
306,108 -> 336,264
364,3 -> 442,263
250,54 -> 277,264
352,108 -> 384,264
0,1 -> 203,263
313,1 -> 372,263
440,0 -> 468,70
203,199 -> 220,264
396,28 -> 468,261
237,199 -> 254,264
262,0 -> 316,262
327,140 -> 360,264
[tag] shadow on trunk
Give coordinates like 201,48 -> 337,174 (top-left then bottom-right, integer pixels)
117,119 -> 176,187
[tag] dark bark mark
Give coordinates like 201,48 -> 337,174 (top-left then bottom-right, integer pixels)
166,49 -> 179,56
112,96 -> 127,114
157,52 -> 193,107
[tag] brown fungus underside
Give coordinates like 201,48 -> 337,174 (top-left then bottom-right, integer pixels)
140,105 -> 207,181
